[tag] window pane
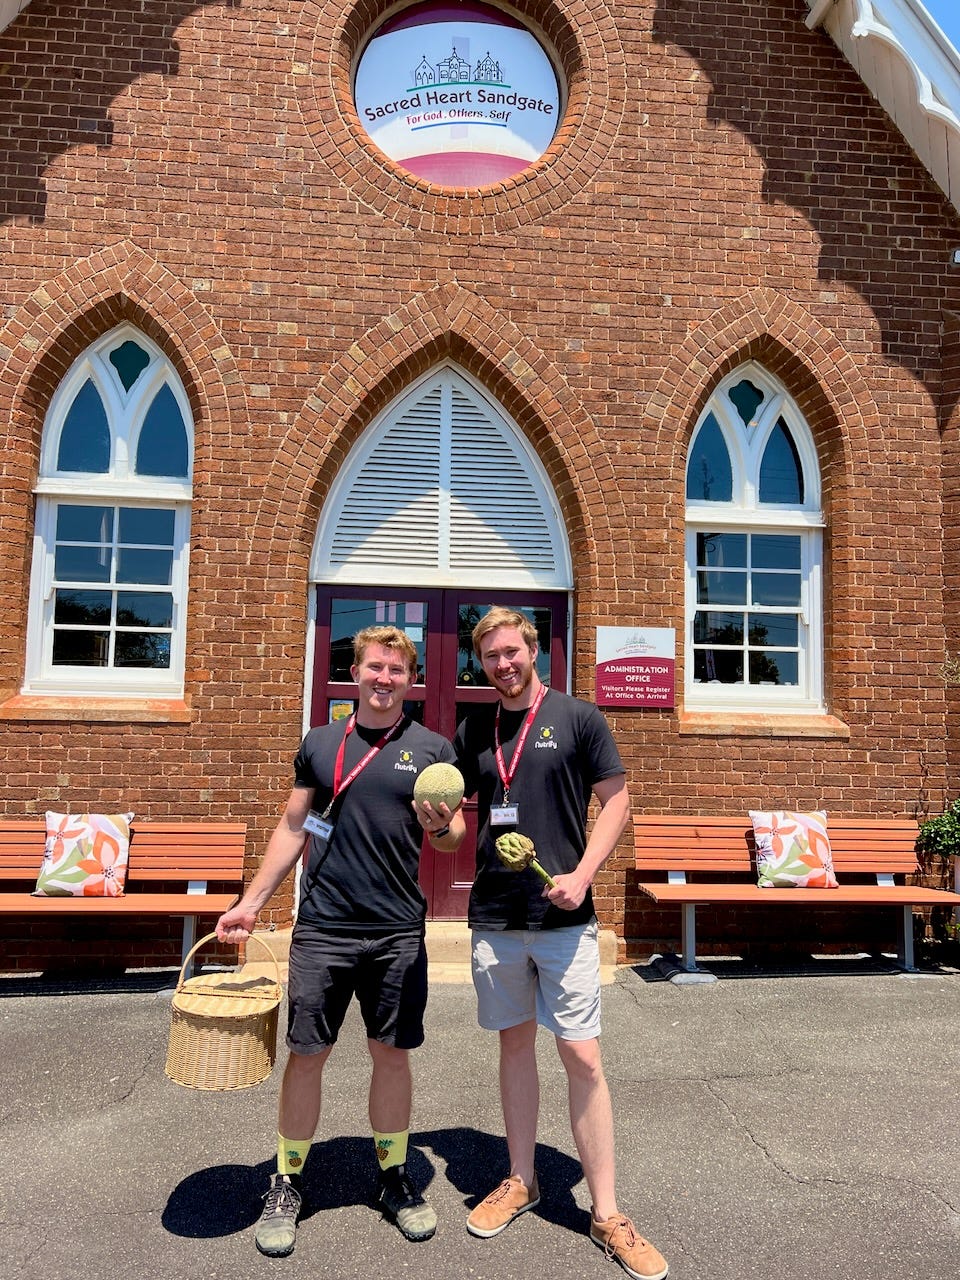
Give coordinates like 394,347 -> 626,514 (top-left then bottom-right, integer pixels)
108,340 -> 150,391
54,545 -> 112,583
759,418 -> 803,503
54,590 -> 111,625
749,651 -> 798,686
686,414 -> 733,501
116,547 -> 174,586
57,379 -> 110,473
117,591 -> 173,628
136,384 -> 189,478
747,611 -> 798,645
752,534 -> 801,570
118,508 -> 176,545
456,602 -> 551,685
748,613 -> 799,647
52,630 -> 110,666
752,572 -> 801,606
328,599 -> 429,682
697,570 -> 747,605
697,532 -> 746,568
694,611 -> 744,644
693,649 -> 743,683
114,632 -> 172,668
728,378 -> 764,426
56,505 -> 113,542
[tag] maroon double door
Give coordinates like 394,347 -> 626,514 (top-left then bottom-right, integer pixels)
311,586 -> 568,917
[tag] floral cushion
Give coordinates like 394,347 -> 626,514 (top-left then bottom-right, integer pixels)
749,810 -> 839,889
34,812 -> 135,897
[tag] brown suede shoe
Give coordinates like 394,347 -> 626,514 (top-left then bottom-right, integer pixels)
590,1211 -> 668,1280
466,1175 -> 540,1238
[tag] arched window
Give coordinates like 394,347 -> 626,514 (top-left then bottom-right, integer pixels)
684,364 -> 824,712
25,325 -> 193,696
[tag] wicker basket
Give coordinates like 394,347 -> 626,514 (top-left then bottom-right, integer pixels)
164,932 -> 283,1091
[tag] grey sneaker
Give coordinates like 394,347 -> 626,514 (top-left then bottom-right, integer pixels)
376,1164 -> 437,1241
255,1173 -> 302,1257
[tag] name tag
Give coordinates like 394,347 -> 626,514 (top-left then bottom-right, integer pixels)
303,811 -> 334,842
490,805 -> 519,826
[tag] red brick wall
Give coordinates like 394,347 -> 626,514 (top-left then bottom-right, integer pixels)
1,0 -> 958,970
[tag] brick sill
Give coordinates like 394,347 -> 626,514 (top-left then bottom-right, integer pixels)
0,694 -> 192,724
678,711 -> 850,739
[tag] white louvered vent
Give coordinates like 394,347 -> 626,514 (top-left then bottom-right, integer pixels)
449,386 -> 557,572
315,368 -> 570,588
329,384 -> 443,568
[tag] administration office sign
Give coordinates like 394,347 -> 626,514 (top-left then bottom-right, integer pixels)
354,0 -> 561,187
595,627 -> 676,709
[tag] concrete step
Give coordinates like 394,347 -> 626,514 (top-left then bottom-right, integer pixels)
239,924 -> 618,985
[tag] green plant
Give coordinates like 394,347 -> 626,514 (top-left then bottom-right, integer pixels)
916,798 -> 960,875
942,652 -> 960,686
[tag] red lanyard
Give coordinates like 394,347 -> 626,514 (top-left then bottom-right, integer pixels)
494,682 -> 547,804
321,713 -> 405,818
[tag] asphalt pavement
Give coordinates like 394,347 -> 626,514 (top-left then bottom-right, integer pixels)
1,956 -> 958,1280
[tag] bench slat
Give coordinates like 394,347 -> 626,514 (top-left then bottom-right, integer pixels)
0,821 -> 247,883
633,815 -> 922,875
0,892 -> 239,915
636,883 -> 958,905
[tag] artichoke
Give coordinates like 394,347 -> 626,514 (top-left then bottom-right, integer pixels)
494,832 -> 556,887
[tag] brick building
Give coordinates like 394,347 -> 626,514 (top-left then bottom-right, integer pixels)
1,0 -> 959,971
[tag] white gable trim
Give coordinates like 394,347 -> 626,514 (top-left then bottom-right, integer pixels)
805,0 -> 960,213
0,0 -> 31,34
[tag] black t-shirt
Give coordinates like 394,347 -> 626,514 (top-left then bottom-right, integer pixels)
453,688 -> 625,930
293,717 -> 455,935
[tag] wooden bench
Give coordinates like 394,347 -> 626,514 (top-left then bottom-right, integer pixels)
0,819 -> 247,975
634,815 -> 960,974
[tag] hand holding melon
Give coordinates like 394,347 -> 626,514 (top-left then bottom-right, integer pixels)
413,762 -> 465,813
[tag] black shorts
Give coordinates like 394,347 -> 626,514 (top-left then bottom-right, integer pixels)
286,924 -> 428,1053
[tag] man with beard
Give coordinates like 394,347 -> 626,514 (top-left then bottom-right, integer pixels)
453,606 -> 668,1280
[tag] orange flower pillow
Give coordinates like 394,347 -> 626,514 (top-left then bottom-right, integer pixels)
749,810 -> 839,889
34,812 -> 134,897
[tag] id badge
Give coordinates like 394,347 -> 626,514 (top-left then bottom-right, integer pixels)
303,811 -> 334,842
490,805 -> 519,826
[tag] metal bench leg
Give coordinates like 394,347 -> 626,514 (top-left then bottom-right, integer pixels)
181,915 -> 197,976
680,904 -> 697,971
897,905 -> 917,972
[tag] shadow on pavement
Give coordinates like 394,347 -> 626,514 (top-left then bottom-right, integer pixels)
162,1131 -> 586,1240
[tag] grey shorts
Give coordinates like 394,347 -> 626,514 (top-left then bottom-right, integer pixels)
471,921 -> 601,1041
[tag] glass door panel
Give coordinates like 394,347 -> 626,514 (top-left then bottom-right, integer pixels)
428,592 -> 567,917
311,588 -> 440,729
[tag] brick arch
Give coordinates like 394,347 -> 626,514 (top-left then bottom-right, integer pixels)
0,240 -> 246,694
0,240 -> 246,462
647,288 -> 878,483
293,0 -> 627,235
249,282 -> 623,593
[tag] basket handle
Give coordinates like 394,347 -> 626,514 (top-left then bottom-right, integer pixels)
175,930 -> 282,992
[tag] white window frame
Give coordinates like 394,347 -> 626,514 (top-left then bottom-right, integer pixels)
684,363 -> 825,714
24,325 -> 193,698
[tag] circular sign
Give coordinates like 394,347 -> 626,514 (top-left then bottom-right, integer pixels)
354,1 -> 562,187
